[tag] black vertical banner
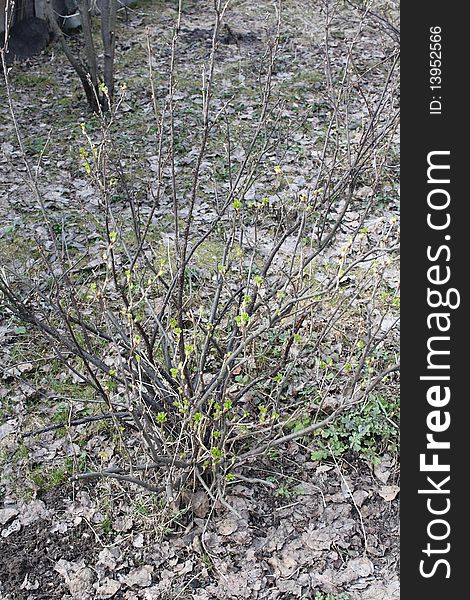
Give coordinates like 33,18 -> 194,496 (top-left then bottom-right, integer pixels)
401,3 -> 467,598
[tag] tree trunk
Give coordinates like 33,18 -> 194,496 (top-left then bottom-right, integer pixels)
78,0 -> 99,92
100,0 -> 117,109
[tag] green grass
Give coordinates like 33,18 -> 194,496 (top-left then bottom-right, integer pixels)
10,72 -> 56,90
30,465 -> 69,491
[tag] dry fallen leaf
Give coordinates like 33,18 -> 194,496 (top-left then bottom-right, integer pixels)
217,516 -> 239,536
191,490 -> 210,518
373,454 -> 395,484
97,547 -> 120,571
122,565 -> 154,588
132,532 -> 144,548
112,515 -> 133,532
338,556 -> 375,583
316,464 -> 334,475
1,519 -> 21,538
378,485 -> 400,501
94,577 -> 121,599
54,559 -> 94,596
0,507 -> 18,526
268,553 -> 298,578
353,490 -> 369,507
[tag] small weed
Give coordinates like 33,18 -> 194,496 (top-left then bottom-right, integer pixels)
267,448 -> 281,461
101,516 -> 114,536
310,393 -> 399,462
275,484 -> 292,499
286,415 -> 311,434
49,467 -> 68,486
52,402 -> 70,424
275,480 -> 303,500
29,461 -> 73,491
201,553 -> 214,571
30,468 -> 47,490
25,136 -> 48,156
13,443 -> 29,460
134,502 -> 149,516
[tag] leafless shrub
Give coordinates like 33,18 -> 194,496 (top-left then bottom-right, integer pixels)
1,0 -> 399,510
